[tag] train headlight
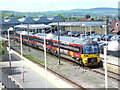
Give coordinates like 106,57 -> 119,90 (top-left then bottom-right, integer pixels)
84,55 -> 88,57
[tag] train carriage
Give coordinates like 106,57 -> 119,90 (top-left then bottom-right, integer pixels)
15,31 -> 101,66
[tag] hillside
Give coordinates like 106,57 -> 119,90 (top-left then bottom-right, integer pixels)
0,7 -> 118,18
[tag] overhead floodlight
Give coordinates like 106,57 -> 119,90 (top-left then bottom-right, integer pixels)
8,27 -> 14,31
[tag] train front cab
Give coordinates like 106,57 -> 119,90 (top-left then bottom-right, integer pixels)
81,43 -> 101,66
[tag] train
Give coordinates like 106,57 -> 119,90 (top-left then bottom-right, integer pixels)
15,31 -> 101,66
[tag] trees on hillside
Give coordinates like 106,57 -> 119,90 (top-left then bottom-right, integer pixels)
85,14 -> 91,19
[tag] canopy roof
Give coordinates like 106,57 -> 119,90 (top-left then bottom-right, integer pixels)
49,22 -> 105,27
22,17 -> 35,24
14,24 -> 51,29
35,16 -> 51,23
51,16 -> 64,22
7,18 -> 20,24
1,16 -> 65,25
0,18 -> 8,24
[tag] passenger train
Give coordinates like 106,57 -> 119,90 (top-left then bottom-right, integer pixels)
15,31 -> 101,66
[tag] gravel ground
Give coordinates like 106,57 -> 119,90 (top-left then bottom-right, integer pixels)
10,40 -> 119,88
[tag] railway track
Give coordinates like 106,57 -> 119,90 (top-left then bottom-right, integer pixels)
10,40 -> 120,88
59,54 -> 120,82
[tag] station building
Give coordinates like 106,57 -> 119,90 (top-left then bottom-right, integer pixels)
1,16 -> 119,35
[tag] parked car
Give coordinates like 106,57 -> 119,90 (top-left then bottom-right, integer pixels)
75,31 -> 84,37
101,35 -> 106,40
68,31 -> 77,36
103,35 -> 113,41
90,34 -> 102,39
98,42 -> 108,53
92,38 -> 101,42
54,31 -> 67,36
110,35 -> 120,42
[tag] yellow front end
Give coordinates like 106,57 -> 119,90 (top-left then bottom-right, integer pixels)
81,54 -> 100,66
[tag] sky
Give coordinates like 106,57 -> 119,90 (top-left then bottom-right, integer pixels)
0,0 -> 119,12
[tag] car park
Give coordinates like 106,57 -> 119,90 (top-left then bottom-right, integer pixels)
92,38 -> 101,42
75,31 -> 84,37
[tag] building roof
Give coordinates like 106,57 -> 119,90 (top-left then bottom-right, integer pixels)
0,18 -> 7,24
7,18 -> 20,24
22,17 -> 35,24
35,16 -> 51,23
110,22 -> 120,33
79,18 -> 94,21
51,16 -> 64,22
1,16 -> 65,25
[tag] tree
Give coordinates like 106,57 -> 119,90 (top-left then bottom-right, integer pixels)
105,15 -> 110,19
10,14 -> 14,18
0,40 -> 5,55
57,14 -> 65,19
118,15 -> 120,21
85,14 -> 90,19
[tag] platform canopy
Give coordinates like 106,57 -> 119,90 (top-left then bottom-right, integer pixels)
0,18 -> 8,24
49,22 -> 105,27
14,24 -> 51,29
51,16 -> 64,22
7,18 -> 20,24
35,16 -> 51,24
22,17 -> 35,24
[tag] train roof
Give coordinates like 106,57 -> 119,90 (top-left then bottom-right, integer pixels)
34,33 -> 96,45
53,36 -> 95,45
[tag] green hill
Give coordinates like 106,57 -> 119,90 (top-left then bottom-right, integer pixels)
0,7 -> 118,18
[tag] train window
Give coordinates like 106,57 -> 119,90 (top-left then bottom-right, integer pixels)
53,42 -> 58,47
16,34 -> 20,37
46,40 -> 50,45
34,38 -> 39,42
73,46 -> 80,53
24,35 -> 28,39
41,39 -> 44,44
29,37 -> 32,40
83,44 -> 99,54
60,43 -> 66,49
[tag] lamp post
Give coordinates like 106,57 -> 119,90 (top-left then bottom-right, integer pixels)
82,24 -> 86,38
20,33 -> 24,82
57,22 -> 61,65
90,26 -> 92,39
69,17 -> 72,37
102,18 -> 109,36
102,18 -> 109,88
8,27 -> 13,68
44,36 -> 47,88
27,24 -> 30,51
69,22 -> 72,37
102,25 -> 107,35
104,46 -> 108,88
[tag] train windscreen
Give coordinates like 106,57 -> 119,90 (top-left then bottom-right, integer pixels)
83,44 -> 99,54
